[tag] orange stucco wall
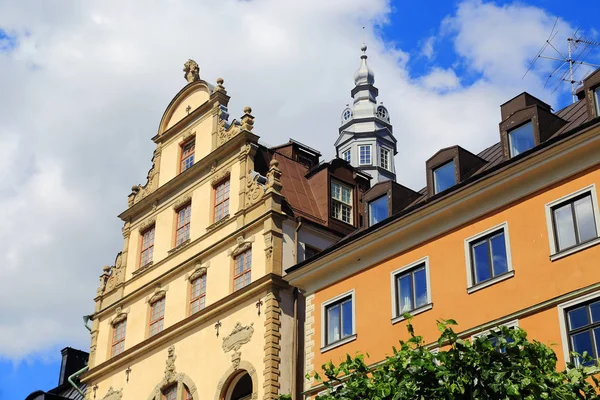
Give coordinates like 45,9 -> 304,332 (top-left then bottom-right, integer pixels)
312,165 -> 600,375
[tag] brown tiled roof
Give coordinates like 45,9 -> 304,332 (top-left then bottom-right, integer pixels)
272,152 -> 325,224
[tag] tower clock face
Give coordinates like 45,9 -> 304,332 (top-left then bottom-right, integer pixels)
376,106 -> 388,120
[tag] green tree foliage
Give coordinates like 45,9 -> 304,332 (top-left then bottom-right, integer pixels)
295,319 -> 600,400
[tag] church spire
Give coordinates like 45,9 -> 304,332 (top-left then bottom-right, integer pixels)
334,41 -> 398,184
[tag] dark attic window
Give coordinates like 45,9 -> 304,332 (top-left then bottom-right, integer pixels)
433,160 -> 456,194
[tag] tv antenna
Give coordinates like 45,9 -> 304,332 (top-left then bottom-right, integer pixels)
523,18 -> 600,103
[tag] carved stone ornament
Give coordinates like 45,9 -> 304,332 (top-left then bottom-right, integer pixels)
222,323 -> 254,368
138,217 -> 156,232
173,194 -> 192,210
101,387 -> 123,400
164,345 -> 177,382
104,252 -> 124,293
266,159 -> 283,194
187,262 -> 209,282
183,59 -> 200,83
246,172 -> 265,205
211,168 -> 231,186
128,145 -> 162,207
217,118 -> 242,146
147,284 -> 168,304
264,232 -> 273,261
181,130 -> 195,143
227,236 -> 254,257
110,306 -> 129,326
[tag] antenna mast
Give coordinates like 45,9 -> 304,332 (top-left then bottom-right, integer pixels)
524,19 -> 600,103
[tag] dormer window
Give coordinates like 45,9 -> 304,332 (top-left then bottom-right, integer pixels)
180,140 -> 195,172
433,160 -> 455,194
508,121 -> 535,157
331,180 -> 353,224
368,195 -> 388,226
594,87 -> 600,117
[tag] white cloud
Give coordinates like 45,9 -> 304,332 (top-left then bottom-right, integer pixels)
421,36 -> 436,60
0,0 -> 583,359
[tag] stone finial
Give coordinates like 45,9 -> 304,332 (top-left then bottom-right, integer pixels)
183,59 -> 200,83
266,159 -> 282,194
241,106 -> 254,132
214,77 -> 227,94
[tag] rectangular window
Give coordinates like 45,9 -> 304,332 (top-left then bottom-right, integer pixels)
149,298 -> 165,337
323,293 -> 355,347
175,204 -> 191,246
551,193 -> 598,253
163,385 -> 177,400
140,226 -> 155,267
380,147 -> 390,170
559,292 -> 600,368
190,274 -> 207,315
471,320 -> 519,354
508,121 -> 535,157
342,149 -> 351,163
358,145 -> 371,165
233,249 -> 252,291
111,320 -> 126,357
331,181 -> 353,224
180,140 -> 195,172
368,195 -> 388,226
433,160 -> 455,194
214,179 -> 230,222
395,264 -> 429,315
464,223 -> 514,292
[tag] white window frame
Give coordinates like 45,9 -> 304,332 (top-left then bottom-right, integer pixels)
544,184 -> 600,261
331,180 -> 353,224
390,256 -> 433,324
471,319 -> 519,341
342,148 -> 351,163
464,221 -> 514,294
594,87 -> 600,117
379,146 -> 391,171
320,289 -> 357,353
557,290 -> 600,368
358,145 -> 372,166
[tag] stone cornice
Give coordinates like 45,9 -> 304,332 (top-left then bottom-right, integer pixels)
119,131 -> 259,222
81,274 -> 291,383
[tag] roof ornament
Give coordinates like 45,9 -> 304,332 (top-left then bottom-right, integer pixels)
183,59 -> 200,83
353,28 -> 374,86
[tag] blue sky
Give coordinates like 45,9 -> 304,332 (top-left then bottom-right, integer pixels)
0,0 -> 598,398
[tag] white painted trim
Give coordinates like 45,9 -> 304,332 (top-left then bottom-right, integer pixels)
389,256 -> 432,319
550,237 -> 600,261
544,184 -> 600,256
358,144 -> 372,165
320,334 -> 357,353
466,270 -> 514,294
557,289 -> 600,368
463,221 -> 513,289
379,146 -> 392,171
471,319 -> 519,340
320,289 -> 356,351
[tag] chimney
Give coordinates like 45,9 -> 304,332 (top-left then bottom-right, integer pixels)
58,347 -> 88,386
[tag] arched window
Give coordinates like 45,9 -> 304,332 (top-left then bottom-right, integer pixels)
162,384 -> 194,400
223,372 -> 252,400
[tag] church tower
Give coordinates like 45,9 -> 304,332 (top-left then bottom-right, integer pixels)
335,43 -> 397,184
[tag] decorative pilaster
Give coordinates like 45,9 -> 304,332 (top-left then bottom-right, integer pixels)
304,294 -> 315,391
263,290 -> 282,400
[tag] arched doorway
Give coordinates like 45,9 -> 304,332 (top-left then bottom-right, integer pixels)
214,361 -> 258,400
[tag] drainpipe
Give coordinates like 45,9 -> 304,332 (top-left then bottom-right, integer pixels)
294,217 -> 303,264
68,315 -> 93,396
292,287 -> 299,400
68,365 -> 89,397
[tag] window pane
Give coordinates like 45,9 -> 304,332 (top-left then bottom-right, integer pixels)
590,301 -> 600,323
341,300 -> 353,338
571,331 -> 595,366
397,274 -> 414,313
369,196 -> 388,226
327,305 -> 340,344
472,241 -> 491,284
574,196 -> 597,243
508,122 -> 535,156
490,232 -> 508,276
433,161 -> 455,194
554,204 -> 577,250
413,267 -> 428,308
568,306 -> 590,330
